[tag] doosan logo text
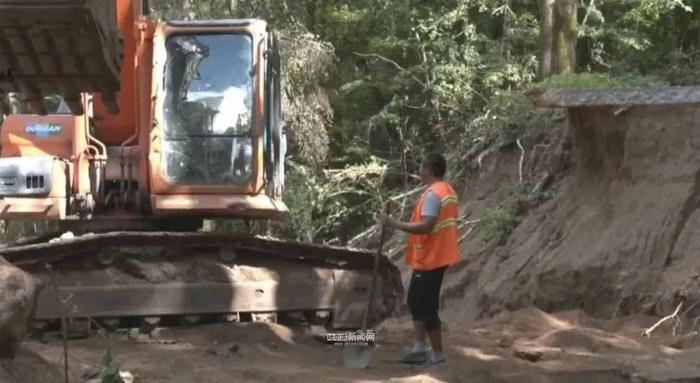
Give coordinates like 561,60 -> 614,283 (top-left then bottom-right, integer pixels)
25,123 -> 62,138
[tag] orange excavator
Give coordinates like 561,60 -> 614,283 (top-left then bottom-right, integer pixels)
0,0 -> 401,334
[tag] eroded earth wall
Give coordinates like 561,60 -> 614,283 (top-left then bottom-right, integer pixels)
465,103 -> 700,318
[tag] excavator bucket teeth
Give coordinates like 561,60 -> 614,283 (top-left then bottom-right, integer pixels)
0,0 -> 122,114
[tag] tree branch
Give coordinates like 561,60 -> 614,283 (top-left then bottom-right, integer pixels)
352,51 -> 427,89
642,302 -> 683,337
388,186 -> 426,202
578,0 -> 595,37
517,139 -> 525,185
458,225 -> 477,243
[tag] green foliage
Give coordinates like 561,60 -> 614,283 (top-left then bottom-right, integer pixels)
579,0 -> 699,82
97,331 -> 125,383
0,220 -> 60,244
472,91 -> 561,146
270,158 -> 388,243
481,188 -> 528,245
269,162 -> 319,242
530,73 -> 667,91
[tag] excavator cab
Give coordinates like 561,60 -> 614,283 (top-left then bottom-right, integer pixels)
148,20 -> 287,219
0,0 -> 287,223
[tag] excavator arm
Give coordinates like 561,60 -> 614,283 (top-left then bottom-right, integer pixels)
0,0 -> 123,115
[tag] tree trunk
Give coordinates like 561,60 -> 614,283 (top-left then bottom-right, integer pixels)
228,0 -> 238,16
183,0 -> 194,19
502,0 -> 512,60
552,0 -> 578,75
539,0 -> 555,79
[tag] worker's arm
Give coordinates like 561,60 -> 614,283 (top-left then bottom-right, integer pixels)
383,215 -> 437,234
380,190 -> 440,234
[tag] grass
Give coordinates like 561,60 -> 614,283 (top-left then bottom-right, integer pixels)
528,72 -> 667,93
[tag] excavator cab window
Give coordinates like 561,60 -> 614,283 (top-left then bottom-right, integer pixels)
161,33 -> 254,186
45,96 -> 71,115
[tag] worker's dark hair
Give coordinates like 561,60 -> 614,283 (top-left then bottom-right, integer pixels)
423,153 -> 446,178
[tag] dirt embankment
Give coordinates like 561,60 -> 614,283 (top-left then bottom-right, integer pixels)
441,102 -> 700,320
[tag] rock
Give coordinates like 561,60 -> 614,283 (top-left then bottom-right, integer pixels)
79,363 -> 101,380
120,259 -> 179,283
498,336 -> 514,348
206,346 -> 229,358
86,371 -> 134,383
206,342 -> 240,358
0,345 -> 65,383
513,348 -> 543,363
0,257 -> 42,359
49,231 -> 75,243
119,371 -> 134,383
126,328 -> 149,342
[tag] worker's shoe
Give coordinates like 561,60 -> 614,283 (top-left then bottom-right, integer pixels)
418,352 -> 446,369
399,350 -> 428,364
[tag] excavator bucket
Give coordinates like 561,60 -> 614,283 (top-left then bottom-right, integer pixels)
0,0 -> 123,115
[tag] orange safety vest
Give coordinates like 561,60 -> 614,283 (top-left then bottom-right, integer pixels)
405,181 -> 460,270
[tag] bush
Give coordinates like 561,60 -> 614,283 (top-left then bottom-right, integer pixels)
481,189 -> 528,245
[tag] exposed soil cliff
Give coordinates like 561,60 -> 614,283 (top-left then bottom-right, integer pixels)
443,100 -> 700,320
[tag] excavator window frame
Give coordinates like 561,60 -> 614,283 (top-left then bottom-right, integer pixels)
158,30 -> 258,188
262,32 -> 282,198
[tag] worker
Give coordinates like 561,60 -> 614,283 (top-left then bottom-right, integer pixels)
379,153 -> 460,367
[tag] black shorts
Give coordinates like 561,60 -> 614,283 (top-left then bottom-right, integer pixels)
407,265 -> 448,331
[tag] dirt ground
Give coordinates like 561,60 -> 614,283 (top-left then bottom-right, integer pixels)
15,303 -> 700,383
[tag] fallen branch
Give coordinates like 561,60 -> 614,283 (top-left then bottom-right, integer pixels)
474,147 -> 496,170
578,0 -> 596,37
693,315 -> 700,332
681,299 -> 699,317
516,139 -> 525,185
347,225 -> 379,247
458,226 -> 477,243
352,51 -> 427,89
459,219 -> 483,227
527,172 -> 552,202
388,186 -> 426,202
642,302 -> 683,338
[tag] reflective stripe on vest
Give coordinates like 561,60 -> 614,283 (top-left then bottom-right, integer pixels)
431,217 -> 459,232
440,195 -> 458,206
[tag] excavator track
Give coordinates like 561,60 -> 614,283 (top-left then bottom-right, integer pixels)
0,232 -> 403,333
